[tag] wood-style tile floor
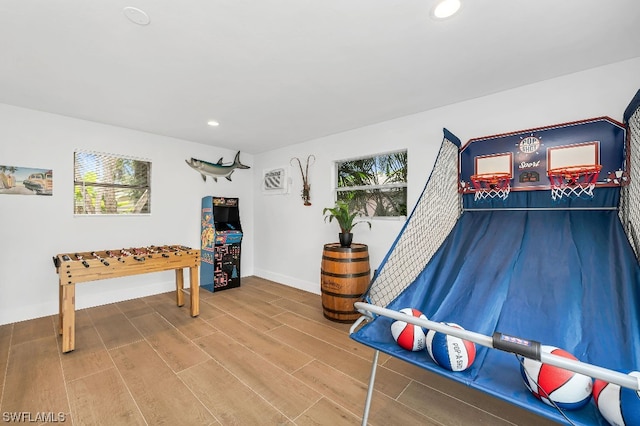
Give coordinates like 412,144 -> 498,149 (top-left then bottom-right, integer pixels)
0,276 -> 558,425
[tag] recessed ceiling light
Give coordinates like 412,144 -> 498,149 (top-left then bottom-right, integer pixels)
207,120 -> 220,127
123,7 -> 150,26
431,0 -> 462,20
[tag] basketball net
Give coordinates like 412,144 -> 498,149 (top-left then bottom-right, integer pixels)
470,173 -> 511,201
547,165 -> 602,201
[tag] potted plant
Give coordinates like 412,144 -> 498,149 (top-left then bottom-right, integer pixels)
323,200 -> 371,247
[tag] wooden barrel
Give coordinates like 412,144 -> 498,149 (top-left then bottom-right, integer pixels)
320,243 -> 371,323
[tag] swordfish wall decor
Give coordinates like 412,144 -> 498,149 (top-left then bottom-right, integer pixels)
185,151 -> 250,182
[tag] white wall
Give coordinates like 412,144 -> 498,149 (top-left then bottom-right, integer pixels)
253,57 -> 640,294
0,105 -> 254,325
1,57 -> 638,325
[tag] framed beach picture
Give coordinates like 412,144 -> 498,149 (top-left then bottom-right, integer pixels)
0,165 -> 53,196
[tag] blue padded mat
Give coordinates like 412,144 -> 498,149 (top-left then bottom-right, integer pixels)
351,208 -> 640,425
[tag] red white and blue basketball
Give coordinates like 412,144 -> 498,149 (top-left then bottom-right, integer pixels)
390,308 -> 428,351
592,371 -> 640,426
426,323 -> 476,372
519,345 -> 592,410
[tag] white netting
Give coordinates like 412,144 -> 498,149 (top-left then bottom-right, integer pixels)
366,136 -> 462,307
474,186 -> 511,201
548,166 -> 602,201
550,184 -> 595,200
471,174 -> 511,201
619,105 -> 640,259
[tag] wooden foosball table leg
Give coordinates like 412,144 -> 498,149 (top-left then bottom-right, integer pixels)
60,283 -> 76,353
189,265 -> 199,317
175,269 -> 185,307
58,281 -> 63,336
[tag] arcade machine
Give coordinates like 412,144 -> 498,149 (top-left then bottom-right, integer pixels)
200,196 -> 243,292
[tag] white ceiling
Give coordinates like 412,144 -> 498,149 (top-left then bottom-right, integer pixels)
1,1 -> 639,154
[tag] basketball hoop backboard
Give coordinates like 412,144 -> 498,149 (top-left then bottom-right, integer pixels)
547,141 -> 600,172
475,152 -> 513,178
459,117 -> 625,198
546,141 -> 602,201
470,153 -> 513,201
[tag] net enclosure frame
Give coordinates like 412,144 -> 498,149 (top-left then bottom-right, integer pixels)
363,129 -> 462,308
351,94 -> 640,425
620,89 -> 640,257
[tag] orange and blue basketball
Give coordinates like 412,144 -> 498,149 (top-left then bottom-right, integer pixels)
426,322 -> 476,372
593,371 -> 640,426
519,345 -> 592,410
390,308 -> 428,351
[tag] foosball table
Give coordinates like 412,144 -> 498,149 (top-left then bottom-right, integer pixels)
53,245 -> 201,353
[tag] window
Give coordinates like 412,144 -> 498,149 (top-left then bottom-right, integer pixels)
74,151 -> 151,215
335,150 -> 407,217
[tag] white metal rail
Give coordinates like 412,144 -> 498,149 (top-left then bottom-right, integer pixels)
353,302 -> 640,390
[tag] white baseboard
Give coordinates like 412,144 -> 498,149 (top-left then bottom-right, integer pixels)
0,272 -> 317,326
75,280 -> 176,310
0,300 -> 59,326
0,280 -> 177,326
253,268 -> 320,295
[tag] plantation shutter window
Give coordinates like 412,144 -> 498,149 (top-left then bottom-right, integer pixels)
74,151 -> 151,215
